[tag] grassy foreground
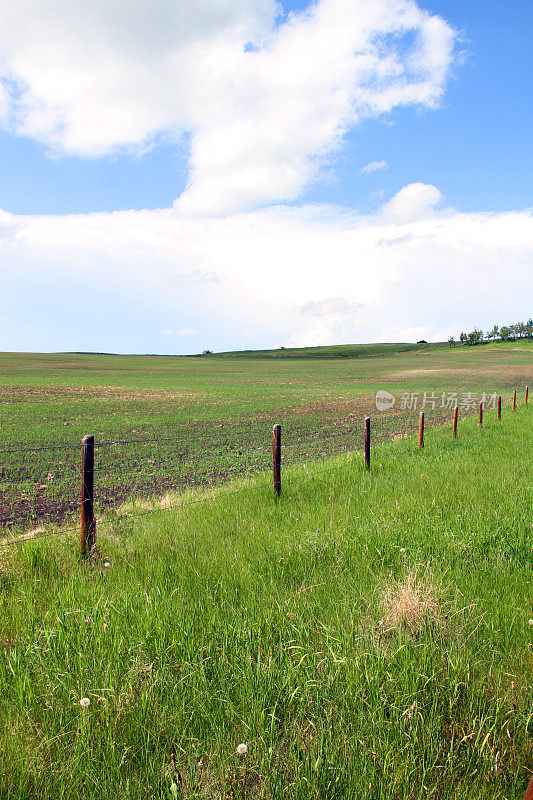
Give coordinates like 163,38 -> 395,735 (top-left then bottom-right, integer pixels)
0,406 -> 532,799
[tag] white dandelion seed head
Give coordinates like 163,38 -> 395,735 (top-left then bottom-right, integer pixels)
79,697 -> 90,708
529,619 -> 533,626
400,548 -> 406,553
104,561 -> 111,568
236,743 -> 248,756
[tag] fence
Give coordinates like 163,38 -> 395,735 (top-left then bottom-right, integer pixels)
0,387 -> 529,556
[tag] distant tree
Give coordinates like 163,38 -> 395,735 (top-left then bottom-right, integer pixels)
487,324 -> 499,342
499,326 -> 511,341
454,318 -> 531,345
466,328 -> 483,346
202,349 -> 213,355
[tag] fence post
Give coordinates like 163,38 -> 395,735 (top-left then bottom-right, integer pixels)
418,411 -> 424,448
272,424 -> 281,496
452,405 -> 458,438
513,389 -> 516,411
478,402 -> 483,428
526,386 -> 529,405
80,434 -> 96,557
364,417 -> 370,469
497,396 -> 502,419
523,773 -> 533,800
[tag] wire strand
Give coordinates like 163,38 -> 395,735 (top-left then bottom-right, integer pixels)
0,480 -> 271,548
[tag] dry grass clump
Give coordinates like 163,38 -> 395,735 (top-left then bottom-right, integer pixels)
378,566 -> 443,636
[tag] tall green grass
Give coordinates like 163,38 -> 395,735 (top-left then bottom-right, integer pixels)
0,406 -> 531,799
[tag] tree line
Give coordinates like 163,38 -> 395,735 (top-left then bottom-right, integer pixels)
448,318 -> 533,346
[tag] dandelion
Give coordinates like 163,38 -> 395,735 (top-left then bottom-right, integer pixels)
529,619 -> 533,626
400,548 -> 406,553
104,561 -> 111,568
79,697 -> 90,708
236,743 -> 248,756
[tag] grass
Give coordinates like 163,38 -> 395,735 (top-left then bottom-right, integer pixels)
0,403 -> 531,798
210,341 -> 449,359
209,341 -> 533,359
1,343 -> 531,532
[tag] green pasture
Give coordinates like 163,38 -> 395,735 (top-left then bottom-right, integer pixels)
0,400 -> 531,798
1,343 -> 531,532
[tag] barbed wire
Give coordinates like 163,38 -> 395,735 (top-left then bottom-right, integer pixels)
0,479 -> 272,548
0,526 -> 78,548
0,413 -> 492,547
0,410 -> 472,458
0,401 -> 525,543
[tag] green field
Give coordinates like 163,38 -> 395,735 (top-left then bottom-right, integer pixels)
1,343 -> 532,532
0,397 -> 531,798
210,341 -> 449,359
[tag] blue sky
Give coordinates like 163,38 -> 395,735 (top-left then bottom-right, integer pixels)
2,0 -> 532,216
1,0 -> 532,353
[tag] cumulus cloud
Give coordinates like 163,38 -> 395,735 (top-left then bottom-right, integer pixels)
360,160 -> 388,174
2,185 -> 532,352
382,182 -> 443,221
0,0 -> 456,214
0,209 -> 24,248
297,297 -> 364,345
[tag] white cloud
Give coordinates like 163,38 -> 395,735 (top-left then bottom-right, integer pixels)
300,297 -> 363,317
360,160 -> 387,174
382,182 -> 443,221
296,297 -> 364,345
301,297 -> 364,316
0,0 -> 456,214
173,270 -> 219,284
0,209 -> 24,248
2,185 -> 532,352
163,327 -> 199,337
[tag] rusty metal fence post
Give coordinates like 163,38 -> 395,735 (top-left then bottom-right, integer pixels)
452,405 -> 458,438
80,434 -> 96,557
273,424 -> 281,496
523,773 -> 533,800
418,411 -> 424,448
364,417 -> 370,469
478,402 -> 483,428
